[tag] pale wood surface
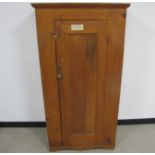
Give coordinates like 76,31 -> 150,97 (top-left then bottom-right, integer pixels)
33,3 -> 129,150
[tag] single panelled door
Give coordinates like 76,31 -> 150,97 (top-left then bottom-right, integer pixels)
55,20 -> 108,148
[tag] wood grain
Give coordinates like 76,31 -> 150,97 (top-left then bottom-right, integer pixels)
35,9 -> 62,148
33,3 -> 129,151
56,21 -> 99,147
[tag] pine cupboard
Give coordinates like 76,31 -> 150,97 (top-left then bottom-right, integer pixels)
32,3 -> 130,151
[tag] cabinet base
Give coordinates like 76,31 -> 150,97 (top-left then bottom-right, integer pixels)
49,144 -> 115,152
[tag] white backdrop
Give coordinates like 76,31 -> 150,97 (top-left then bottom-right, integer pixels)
0,3 -> 155,121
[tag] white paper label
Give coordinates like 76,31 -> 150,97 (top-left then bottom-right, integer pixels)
71,24 -> 84,31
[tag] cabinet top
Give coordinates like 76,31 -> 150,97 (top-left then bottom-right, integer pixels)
32,3 -> 130,9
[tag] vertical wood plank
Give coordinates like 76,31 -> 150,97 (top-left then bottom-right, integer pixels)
35,9 -> 62,147
103,10 -> 127,146
95,21 -> 108,146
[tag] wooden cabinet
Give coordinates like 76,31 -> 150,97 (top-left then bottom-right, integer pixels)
32,3 -> 130,151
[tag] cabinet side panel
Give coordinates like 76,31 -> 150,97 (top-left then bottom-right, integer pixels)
35,9 -> 62,147
103,10 -> 127,145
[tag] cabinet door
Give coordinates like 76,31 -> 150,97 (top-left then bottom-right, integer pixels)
55,20 -> 108,148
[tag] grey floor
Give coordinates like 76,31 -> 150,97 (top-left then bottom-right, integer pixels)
0,124 -> 155,153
